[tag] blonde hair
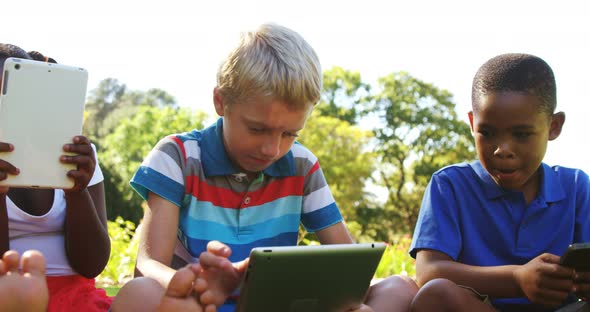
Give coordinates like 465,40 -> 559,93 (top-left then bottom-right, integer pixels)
216,23 -> 322,109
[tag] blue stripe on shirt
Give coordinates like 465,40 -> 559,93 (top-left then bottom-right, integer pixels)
185,232 -> 299,262
130,166 -> 185,206
186,195 -> 303,227
301,202 -> 343,231
179,213 -> 301,244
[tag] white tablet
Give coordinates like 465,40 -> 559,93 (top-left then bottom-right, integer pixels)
236,242 -> 386,312
0,57 -> 88,189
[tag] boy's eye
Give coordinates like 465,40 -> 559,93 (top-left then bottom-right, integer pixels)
514,132 -> 532,139
250,128 -> 264,133
477,129 -> 491,137
283,132 -> 299,138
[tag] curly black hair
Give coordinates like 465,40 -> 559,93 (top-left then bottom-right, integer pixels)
0,43 -> 31,59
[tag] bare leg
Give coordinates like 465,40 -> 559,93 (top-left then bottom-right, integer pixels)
365,275 -> 419,312
112,265 -> 205,312
0,250 -> 48,312
410,278 -> 496,312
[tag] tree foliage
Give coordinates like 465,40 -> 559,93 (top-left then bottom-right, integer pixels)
83,78 -> 204,223
100,106 -> 208,223
84,79 -> 177,143
317,67 -> 369,124
298,111 -> 375,219
315,68 -> 476,237
296,111 -> 377,242
364,71 -> 476,233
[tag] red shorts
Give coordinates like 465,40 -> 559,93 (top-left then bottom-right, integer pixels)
46,275 -> 114,312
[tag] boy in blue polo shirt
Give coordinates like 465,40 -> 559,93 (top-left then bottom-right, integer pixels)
409,53 -> 590,312
111,23 -> 418,312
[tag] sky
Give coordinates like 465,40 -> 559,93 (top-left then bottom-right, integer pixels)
5,0 -> 590,172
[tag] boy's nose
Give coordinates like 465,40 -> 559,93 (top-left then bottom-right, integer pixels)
260,135 -> 281,159
493,141 -> 515,159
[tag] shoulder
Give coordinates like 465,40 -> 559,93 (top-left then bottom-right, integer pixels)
547,164 -> 589,176
290,142 -> 320,175
545,164 -> 590,187
431,161 -> 476,182
290,142 -> 317,162
157,130 -> 203,146
172,130 -> 204,149
152,130 -> 203,156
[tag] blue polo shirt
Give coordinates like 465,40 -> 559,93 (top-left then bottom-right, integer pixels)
410,161 -> 590,306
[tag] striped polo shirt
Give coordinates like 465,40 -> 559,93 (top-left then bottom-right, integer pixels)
130,118 -> 343,263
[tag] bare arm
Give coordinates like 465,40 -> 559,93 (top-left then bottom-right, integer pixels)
315,221 -> 354,244
63,137 -> 110,278
416,249 -> 522,297
0,142 -> 17,254
64,183 -> 110,278
416,249 -> 574,306
135,192 -> 180,288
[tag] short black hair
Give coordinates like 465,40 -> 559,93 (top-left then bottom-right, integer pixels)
0,43 -> 31,59
471,53 -> 556,115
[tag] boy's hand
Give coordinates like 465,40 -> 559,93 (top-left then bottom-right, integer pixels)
0,142 -> 18,194
514,253 -> 575,308
195,241 -> 249,309
574,271 -> 590,301
61,136 -> 95,193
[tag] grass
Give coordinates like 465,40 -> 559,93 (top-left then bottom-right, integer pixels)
101,286 -> 121,297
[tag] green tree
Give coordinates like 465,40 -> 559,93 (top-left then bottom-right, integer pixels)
318,67 -> 369,124
366,72 -> 476,233
83,78 -> 127,142
100,106 -> 208,223
84,79 -> 178,144
297,111 -> 377,242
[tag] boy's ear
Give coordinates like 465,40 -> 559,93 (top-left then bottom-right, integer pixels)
213,87 -> 225,116
468,111 -> 475,133
548,111 -> 566,141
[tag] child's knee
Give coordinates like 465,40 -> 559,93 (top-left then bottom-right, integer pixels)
367,275 -> 419,305
412,278 -> 474,309
111,277 -> 165,312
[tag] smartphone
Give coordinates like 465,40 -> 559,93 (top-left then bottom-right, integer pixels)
560,243 -> 590,271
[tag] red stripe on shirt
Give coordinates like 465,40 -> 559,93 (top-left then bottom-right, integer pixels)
170,136 -> 187,161
188,175 -> 305,209
306,160 -> 320,176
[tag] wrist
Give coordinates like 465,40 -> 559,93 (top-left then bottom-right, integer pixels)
511,265 -> 525,297
63,187 -> 89,197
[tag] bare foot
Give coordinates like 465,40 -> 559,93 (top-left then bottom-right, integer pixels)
0,250 -> 48,312
157,264 -> 207,312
